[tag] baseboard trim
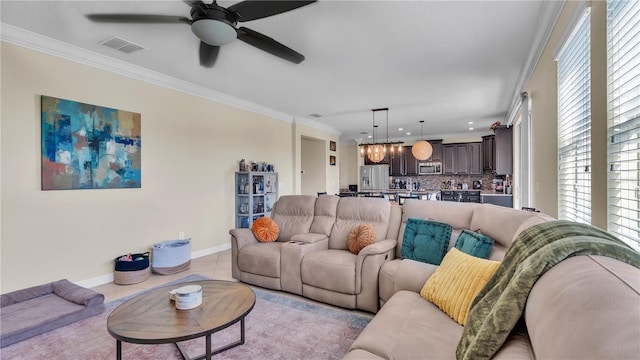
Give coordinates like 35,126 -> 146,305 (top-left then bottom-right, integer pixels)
75,243 -> 231,289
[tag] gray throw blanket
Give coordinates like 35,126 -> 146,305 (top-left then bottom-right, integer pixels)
456,220 -> 640,360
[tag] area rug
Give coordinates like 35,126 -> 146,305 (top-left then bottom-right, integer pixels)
0,275 -> 371,360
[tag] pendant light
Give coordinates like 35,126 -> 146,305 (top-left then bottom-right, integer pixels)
412,120 -> 433,161
359,108 -> 404,162
369,125 -> 385,163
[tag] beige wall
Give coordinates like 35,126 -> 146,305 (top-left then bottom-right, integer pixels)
339,144 -> 358,190
526,0 -> 608,227
292,121 -> 339,196
301,137 -> 326,195
0,42 -> 319,292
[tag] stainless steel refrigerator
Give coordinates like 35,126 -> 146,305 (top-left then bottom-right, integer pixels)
360,165 -> 390,192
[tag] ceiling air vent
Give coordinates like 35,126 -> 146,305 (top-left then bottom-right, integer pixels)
100,36 -> 144,54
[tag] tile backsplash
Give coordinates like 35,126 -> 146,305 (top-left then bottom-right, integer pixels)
391,172 -> 502,191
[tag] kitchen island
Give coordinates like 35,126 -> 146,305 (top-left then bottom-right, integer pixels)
480,192 -> 513,207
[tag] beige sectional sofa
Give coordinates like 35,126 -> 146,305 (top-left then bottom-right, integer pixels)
230,195 -> 640,359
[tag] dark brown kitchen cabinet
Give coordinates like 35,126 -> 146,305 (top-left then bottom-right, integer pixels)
482,135 -> 495,171
443,142 -> 482,175
440,190 -> 457,201
390,146 -> 418,176
454,144 -> 469,174
443,145 -> 456,175
439,190 -> 481,203
390,151 -> 404,176
404,146 -> 419,175
468,142 -> 482,174
427,140 -> 443,162
494,126 -> 513,175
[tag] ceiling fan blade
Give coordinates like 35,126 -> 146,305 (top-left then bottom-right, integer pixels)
237,27 -> 304,64
86,14 -> 192,24
182,0 -> 205,7
199,41 -> 220,68
228,1 -> 316,22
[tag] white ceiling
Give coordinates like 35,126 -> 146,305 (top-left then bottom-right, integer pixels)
0,0 -> 563,144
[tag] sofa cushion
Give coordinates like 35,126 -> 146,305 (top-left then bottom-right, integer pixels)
397,200 -> 478,258
469,204 -> 553,252
348,290 -> 463,359
420,248 -> 500,325
271,195 -> 317,242
237,242 -> 282,278
454,229 -> 494,259
329,197 -> 390,250
348,224 -> 376,254
309,194 -> 339,236
301,250 -> 357,294
401,218 -> 451,265
251,217 -> 280,242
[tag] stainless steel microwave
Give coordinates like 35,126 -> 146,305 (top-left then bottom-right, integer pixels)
418,162 -> 442,175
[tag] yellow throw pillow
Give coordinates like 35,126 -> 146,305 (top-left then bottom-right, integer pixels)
420,248 -> 500,325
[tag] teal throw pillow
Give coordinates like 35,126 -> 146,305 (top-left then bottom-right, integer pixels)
401,218 -> 452,265
454,229 -> 494,259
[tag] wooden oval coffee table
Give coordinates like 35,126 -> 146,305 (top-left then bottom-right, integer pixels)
107,280 -> 255,360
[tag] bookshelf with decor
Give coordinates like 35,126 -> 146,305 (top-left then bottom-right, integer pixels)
235,171 -> 278,228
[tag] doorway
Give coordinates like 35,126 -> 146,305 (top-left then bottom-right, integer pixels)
301,136 -> 326,196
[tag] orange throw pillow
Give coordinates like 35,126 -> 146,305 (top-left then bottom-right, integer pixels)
348,224 -> 376,254
252,217 -> 279,242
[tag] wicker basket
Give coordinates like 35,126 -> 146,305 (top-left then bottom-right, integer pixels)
152,239 -> 191,275
114,266 -> 150,285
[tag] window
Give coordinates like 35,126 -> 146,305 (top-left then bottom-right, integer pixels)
556,9 -> 591,224
607,0 -> 640,250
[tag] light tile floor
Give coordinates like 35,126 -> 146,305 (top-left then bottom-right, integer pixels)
92,249 -> 234,302
93,249 -> 373,318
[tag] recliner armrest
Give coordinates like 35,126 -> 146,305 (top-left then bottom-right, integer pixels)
229,228 -> 259,249
358,239 -> 397,257
290,233 -> 328,244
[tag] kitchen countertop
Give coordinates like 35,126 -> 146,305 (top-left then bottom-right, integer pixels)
387,189 -> 513,197
437,189 -> 478,191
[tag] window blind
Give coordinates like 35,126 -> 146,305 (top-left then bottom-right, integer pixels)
607,0 -> 640,250
557,10 -> 591,224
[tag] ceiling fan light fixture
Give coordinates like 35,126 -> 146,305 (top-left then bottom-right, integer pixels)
191,19 -> 237,46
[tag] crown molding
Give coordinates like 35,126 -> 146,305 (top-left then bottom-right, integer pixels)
505,0 -> 565,125
293,115 -> 341,136
0,23 -> 299,123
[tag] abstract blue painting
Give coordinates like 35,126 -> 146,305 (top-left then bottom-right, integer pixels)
41,96 -> 142,190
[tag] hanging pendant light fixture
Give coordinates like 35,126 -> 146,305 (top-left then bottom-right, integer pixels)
359,108 -> 404,162
412,120 -> 433,161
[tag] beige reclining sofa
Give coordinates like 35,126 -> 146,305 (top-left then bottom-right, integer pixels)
230,195 -> 401,313
231,195 -> 640,359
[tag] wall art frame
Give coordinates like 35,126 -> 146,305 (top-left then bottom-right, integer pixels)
41,95 -> 142,190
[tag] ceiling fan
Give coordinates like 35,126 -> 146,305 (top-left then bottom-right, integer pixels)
86,0 -> 316,68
